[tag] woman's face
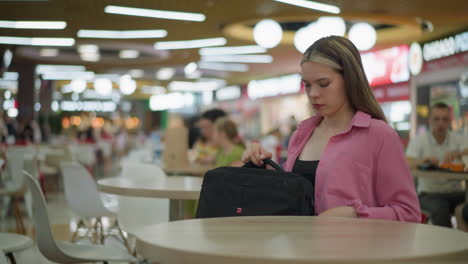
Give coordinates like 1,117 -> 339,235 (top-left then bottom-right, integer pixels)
301,61 -> 350,117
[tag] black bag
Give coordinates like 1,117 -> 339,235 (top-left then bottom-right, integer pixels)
196,158 -> 314,218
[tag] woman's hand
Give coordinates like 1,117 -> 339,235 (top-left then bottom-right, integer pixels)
319,206 -> 357,218
241,142 -> 272,166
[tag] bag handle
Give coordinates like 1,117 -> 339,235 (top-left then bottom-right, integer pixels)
242,158 -> 284,171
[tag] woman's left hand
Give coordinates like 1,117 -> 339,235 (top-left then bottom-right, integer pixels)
319,206 -> 357,218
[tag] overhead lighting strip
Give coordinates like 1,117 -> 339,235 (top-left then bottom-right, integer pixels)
154,37 -> 226,50
272,0 -> 340,14
0,20 -> 67,29
0,36 -> 74,46
105,5 -> 206,22
77,29 -> 167,39
199,45 -> 267,56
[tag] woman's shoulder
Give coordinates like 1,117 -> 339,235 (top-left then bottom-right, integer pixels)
365,118 -> 402,150
368,118 -> 395,135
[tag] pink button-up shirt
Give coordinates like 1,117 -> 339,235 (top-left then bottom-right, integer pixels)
283,111 -> 420,222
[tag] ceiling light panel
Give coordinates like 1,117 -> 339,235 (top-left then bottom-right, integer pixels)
0,20 -> 66,29
272,0 -> 340,14
154,37 -> 226,50
105,5 -> 206,22
77,29 -> 167,39
197,62 -> 249,72
0,36 -> 75,46
201,55 -> 273,63
199,45 -> 267,56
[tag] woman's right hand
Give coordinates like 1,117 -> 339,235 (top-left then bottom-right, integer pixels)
241,142 -> 272,167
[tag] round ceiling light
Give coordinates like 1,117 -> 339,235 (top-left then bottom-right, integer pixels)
184,62 -> 198,76
156,67 -> 176,80
94,78 -> 113,96
317,17 -> 346,37
253,19 -> 283,49
70,79 -> 87,94
294,22 -> 328,53
348,22 -> 377,51
119,74 -> 137,95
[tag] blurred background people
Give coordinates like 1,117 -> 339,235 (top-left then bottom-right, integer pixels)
406,102 -> 468,227
192,108 -> 227,166
212,117 -> 245,167
260,128 -> 282,163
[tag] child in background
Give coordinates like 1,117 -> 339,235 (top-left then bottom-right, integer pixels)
213,117 -> 245,167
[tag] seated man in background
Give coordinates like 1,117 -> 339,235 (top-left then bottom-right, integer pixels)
406,102 -> 468,227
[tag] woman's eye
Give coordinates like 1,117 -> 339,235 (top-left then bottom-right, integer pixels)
319,82 -> 329,87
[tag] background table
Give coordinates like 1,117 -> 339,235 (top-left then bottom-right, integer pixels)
134,216 -> 468,264
163,164 -> 212,176
98,176 -> 202,221
412,169 -> 468,199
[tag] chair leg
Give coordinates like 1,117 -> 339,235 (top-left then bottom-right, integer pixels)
70,219 -> 86,242
92,218 -> 99,244
12,197 -> 26,234
5,252 -> 16,264
98,218 -> 105,244
115,219 -> 133,255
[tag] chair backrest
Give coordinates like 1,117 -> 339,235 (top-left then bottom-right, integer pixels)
60,161 -> 110,218
121,160 -> 167,179
4,146 -> 34,192
22,170 -> 73,263
23,154 -> 39,218
118,161 -> 169,234
75,144 -> 96,166
117,196 -> 169,235
97,140 -> 112,158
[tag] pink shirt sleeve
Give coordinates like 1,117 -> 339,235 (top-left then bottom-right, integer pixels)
346,127 -> 421,222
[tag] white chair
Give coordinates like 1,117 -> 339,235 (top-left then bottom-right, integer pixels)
22,170 -> 137,264
60,161 -> 130,250
68,143 -> 95,169
0,146 -> 34,234
117,161 -> 169,253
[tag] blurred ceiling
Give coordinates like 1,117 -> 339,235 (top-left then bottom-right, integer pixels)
0,0 -> 467,98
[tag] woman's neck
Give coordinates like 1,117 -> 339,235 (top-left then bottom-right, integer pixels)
320,105 -> 355,134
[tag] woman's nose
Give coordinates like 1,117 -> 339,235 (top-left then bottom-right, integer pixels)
308,86 -> 320,98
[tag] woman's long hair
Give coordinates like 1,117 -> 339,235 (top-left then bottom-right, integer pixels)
301,36 -> 387,122
214,117 -> 245,148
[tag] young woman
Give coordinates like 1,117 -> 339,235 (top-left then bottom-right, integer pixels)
213,117 -> 245,167
242,36 -> 420,222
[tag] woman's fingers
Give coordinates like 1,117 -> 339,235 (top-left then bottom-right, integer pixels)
241,143 -> 273,166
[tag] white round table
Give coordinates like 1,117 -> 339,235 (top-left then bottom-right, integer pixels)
0,232 -> 33,263
98,176 -> 202,220
134,216 -> 468,264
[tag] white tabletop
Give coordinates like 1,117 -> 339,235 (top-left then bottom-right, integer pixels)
97,176 -> 203,200
134,216 -> 468,264
0,233 -> 33,253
